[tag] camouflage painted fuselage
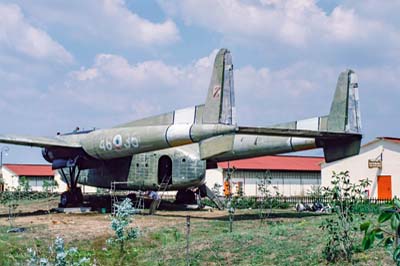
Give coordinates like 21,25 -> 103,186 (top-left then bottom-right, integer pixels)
0,48 -> 361,192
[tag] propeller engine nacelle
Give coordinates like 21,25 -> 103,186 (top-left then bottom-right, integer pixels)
41,147 -> 99,170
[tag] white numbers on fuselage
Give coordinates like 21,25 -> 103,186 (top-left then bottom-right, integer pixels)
124,136 -> 139,149
99,135 -> 139,151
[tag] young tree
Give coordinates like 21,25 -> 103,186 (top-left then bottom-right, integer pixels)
320,171 -> 370,262
43,180 -> 59,193
108,198 -> 139,253
257,171 -> 277,222
18,176 -> 31,192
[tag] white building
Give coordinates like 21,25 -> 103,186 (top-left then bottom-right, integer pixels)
321,137 -> 400,199
206,155 -> 324,197
1,164 -> 96,193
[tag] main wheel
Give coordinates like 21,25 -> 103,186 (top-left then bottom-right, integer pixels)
175,189 -> 196,204
59,188 -> 83,208
59,192 -> 69,208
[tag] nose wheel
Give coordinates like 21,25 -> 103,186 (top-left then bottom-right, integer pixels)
58,163 -> 84,208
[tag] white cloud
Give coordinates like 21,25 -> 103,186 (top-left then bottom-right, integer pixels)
17,0 -> 180,48
63,50 -> 339,127
64,51 -> 218,119
0,3 -> 73,63
158,0 -> 400,48
102,0 -> 179,45
70,50 -> 219,95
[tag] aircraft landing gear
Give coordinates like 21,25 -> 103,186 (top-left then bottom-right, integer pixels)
58,162 -> 84,208
175,185 -> 224,210
175,189 -> 196,204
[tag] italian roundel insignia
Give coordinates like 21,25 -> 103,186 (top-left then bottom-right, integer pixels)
113,135 -> 123,149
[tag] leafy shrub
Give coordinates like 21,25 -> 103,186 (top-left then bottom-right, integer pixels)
19,176 -> 31,192
320,171 -> 370,262
307,185 -> 324,200
27,236 -> 91,266
352,201 -> 382,214
361,198 -> 400,265
108,198 -> 139,253
42,180 -> 59,193
203,196 -> 291,210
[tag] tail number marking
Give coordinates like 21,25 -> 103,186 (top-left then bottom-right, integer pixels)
99,136 -> 139,151
213,85 -> 221,98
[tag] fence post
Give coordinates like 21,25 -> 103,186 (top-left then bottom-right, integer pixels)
186,215 -> 190,266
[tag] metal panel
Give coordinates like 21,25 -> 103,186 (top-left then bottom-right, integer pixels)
290,137 -> 316,151
174,107 -> 195,124
347,72 -> 362,133
220,53 -> 236,125
166,124 -> 193,146
296,117 -> 319,131
129,153 -> 158,189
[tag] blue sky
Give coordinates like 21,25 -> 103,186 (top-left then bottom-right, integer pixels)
0,0 -> 399,164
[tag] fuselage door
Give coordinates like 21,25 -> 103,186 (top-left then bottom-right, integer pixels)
158,155 -> 173,185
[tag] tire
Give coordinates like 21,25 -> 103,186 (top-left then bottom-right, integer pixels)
175,190 -> 196,204
59,192 -> 69,208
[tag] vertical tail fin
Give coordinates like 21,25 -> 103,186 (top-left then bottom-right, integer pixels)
202,49 -> 236,125
322,69 -> 362,162
327,69 -> 362,133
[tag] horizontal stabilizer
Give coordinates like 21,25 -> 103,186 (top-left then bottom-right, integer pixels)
264,69 -> 362,162
318,136 -> 361,163
0,134 -> 81,148
199,134 -> 234,160
236,126 -> 361,140
236,126 -> 362,163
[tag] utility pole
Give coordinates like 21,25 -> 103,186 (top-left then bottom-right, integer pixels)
0,146 -> 9,191
0,146 -> 9,167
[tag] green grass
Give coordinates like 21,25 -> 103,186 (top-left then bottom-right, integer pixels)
0,209 -> 395,265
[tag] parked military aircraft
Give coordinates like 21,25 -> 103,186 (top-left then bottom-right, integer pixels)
0,49 -> 362,208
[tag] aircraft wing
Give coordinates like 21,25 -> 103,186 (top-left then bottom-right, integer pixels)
236,126 -> 361,140
0,134 -> 81,148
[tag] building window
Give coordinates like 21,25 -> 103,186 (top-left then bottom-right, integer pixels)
26,176 -> 54,190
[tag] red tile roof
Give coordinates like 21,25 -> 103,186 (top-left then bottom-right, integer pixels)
380,137 -> 400,144
363,137 -> 400,148
217,155 -> 324,171
3,164 -> 54,176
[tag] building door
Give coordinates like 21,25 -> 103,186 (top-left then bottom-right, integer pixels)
378,175 -> 392,200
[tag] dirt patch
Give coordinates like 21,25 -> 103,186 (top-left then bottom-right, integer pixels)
0,198 -> 306,244
0,198 -> 218,242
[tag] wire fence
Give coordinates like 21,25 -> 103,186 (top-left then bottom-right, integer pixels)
116,193 -> 394,207
256,196 -> 393,205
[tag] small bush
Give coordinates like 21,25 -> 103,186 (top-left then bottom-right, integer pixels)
108,198 -> 139,253
320,171 -> 370,263
27,236 -> 91,266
